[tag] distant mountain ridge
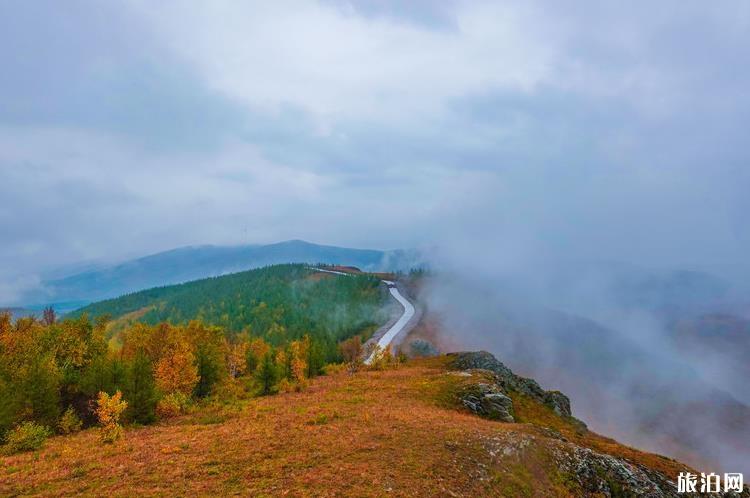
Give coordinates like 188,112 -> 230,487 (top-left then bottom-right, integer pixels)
21,240 -> 420,307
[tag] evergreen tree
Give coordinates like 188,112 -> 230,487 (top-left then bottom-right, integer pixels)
305,336 -> 325,378
124,353 -> 157,424
22,354 -> 61,427
193,345 -> 221,398
255,352 -> 278,395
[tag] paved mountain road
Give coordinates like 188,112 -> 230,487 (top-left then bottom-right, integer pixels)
365,280 -> 416,363
307,268 -> 418,363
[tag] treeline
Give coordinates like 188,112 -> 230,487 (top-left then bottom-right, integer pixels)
0,312 -> 334,442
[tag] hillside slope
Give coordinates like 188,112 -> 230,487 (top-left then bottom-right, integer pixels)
74,264 -> 390,358
19,240 -> 420,306
3,353 -> 745,497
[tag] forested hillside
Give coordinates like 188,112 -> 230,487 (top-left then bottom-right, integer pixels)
74,264 -> 388,350
0,265 -> 391,449
22,240 -> 419,305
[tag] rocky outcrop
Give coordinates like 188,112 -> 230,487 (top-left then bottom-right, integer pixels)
448,351 -> 579,422
459,382 -> 514,422
557,445 -> 750,498
477,431 -> 750,498
451,351 -> 750,497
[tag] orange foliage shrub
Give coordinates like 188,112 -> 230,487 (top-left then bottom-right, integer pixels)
95,391 -> 127,443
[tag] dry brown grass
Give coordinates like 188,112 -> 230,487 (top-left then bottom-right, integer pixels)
0,359 -> 689,497
305,272 -> 335,282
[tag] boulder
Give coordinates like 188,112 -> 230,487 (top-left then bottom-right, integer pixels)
449,351 -> 578,421
460,382 -> 515,422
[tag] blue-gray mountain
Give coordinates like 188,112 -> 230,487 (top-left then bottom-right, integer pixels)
19,240 -> 421,307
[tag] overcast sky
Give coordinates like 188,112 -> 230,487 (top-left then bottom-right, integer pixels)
2,0 -> 750,301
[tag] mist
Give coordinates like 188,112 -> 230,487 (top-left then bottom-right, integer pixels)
419,254 -> 750,474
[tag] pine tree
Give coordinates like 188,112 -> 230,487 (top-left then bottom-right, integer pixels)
255,352 -> 278,395
23,354 -> 61,427
193,345 -> 221,398
124,352 -> 157,424
305,336 -> 325,378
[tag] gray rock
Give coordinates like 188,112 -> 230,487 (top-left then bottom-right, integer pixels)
460,382 -> 515,422
482,393 -> 515,422
544,390 -> 572,417
557,445 -> 750,497
449,351 -> 580,422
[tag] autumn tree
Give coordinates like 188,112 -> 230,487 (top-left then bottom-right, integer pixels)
154,340 -> 198,396
340,336 -> 363,372
226,338 -> 248,378
275,348 -> 289,380
246,337 -> 271,374
95,390 -> 127,443
287,339 -> 308,385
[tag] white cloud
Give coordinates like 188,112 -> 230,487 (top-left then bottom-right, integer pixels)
130,1 -> 558,124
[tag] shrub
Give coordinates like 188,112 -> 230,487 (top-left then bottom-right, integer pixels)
277,378 -> 306,394
277,378 -> 293,393
410,339 -> 439,358
3,422 -> 51,454
339,336 -> 363,372
156,392 -> 190,420
58,407 -> 83,434
322,363 -> 347,375
307,413 -> 328,425
95,391 -> 127,443
368,345 -> 396,371
210,379 -> 248,406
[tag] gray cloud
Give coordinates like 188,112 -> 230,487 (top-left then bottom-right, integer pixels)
1,0 -> 749,289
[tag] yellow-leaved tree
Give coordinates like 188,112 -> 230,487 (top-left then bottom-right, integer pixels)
288,339 -> 308,386
154,340 -> 198,395
95,390 -> 127,443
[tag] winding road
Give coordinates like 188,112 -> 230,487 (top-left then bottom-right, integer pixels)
364,280 -> 416,363
307,268 -> 418,363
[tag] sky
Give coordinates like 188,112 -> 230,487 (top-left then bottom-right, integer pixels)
2,0 -> 750,303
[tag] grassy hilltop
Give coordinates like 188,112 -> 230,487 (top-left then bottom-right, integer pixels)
0,356 -> 712,497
